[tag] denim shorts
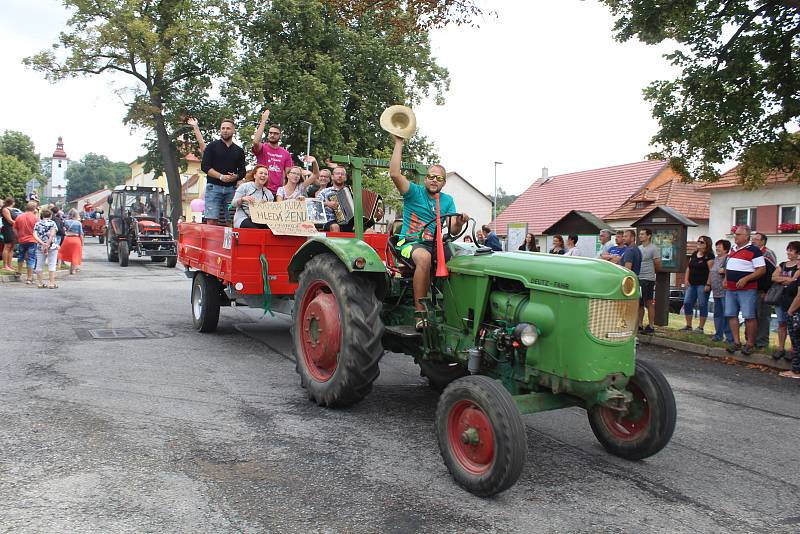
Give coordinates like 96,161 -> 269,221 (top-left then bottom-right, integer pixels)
724,288 -> 758,320
776,305 -> 790,325
17,242 -> 37,268
204,183 -> 236,222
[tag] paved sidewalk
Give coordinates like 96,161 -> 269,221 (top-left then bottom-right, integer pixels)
640,334 -> 792,371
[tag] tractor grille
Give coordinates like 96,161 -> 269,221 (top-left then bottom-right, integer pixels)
587,299 -> 638,343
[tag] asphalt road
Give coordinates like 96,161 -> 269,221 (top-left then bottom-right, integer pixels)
1,241 -> 799,533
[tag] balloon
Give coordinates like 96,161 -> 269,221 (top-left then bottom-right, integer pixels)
190,198 -> 205,213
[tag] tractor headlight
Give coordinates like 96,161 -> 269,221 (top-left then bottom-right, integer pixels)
513,323 -> 538,347
621,275 -> 637,297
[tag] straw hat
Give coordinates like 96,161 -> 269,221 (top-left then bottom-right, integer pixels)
380,105 -> 417,140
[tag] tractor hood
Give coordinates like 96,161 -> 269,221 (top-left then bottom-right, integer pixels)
137,219 -> 161,232
447,251 -> 636,300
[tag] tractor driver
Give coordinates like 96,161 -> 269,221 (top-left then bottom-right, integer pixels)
131,196 -> 146,215
389,135 -> 468,329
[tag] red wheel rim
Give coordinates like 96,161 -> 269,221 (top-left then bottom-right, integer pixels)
299,280 -> 341,382
599,380 -> 651,440
447,400 -> 495,474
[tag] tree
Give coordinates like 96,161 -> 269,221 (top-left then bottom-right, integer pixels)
25,0 -> 233,233
65,153 -> 131,201
488,188 -> 517,218
599,1 -> 800,187
0,155 -> 31,206
222,0 -> 449,204
0,131 -> 40,175
323,0 -> 486,33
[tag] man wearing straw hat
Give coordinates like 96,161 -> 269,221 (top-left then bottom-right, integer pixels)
389,132 -> 469,329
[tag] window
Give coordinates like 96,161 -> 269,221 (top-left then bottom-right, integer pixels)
733,207 -> 757,229
780,205 -> 798,225
635,201 -> 648,209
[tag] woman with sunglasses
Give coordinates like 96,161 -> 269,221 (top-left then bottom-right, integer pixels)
276,156 -> 320,201
682,235 -> 715,332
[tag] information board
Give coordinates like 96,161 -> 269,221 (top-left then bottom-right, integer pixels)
506,222 -> 528,252
651,227 -> 681,270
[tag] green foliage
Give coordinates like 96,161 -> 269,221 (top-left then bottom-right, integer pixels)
0,155 -> 32,206
599,1 -> 800,187
65,153 -> 131,201
219,0 -> 448,171
488,187 -> 517,218
24,0 -> 235,228
0,131 -> 40,175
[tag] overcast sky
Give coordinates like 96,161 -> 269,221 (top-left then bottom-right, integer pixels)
1,0 -> 678,195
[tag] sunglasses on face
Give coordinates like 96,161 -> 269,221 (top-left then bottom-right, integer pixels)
425,174 -> 445,183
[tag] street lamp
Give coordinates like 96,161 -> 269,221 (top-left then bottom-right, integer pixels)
299,120 -> 312,168
493,161 -> 504,221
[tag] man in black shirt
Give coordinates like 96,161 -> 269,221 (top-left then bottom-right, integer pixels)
201,119 -> 246,225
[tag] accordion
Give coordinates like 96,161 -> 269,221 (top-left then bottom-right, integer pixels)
335,187 -> 383,224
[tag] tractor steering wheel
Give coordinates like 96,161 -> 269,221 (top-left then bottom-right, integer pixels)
418,212 -> 472,244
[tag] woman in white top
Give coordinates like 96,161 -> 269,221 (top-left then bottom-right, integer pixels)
276,156 -> 320,201
565,234 -> 581,256
232,165 -> 275,228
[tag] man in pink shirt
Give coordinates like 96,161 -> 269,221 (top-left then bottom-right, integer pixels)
251,108 -> 293,196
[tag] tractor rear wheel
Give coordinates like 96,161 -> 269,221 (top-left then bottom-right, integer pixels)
588,359 -> 676,460
118,241 -> 129,267
418,360 -> 468,392
436,375 -> 527,497
292,254 -> 383,407
165,255 -> 177,268
106,231 -> 118,262
191,273 -> 221,332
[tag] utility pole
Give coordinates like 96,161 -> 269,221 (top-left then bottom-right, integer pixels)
299,120 -> 312,168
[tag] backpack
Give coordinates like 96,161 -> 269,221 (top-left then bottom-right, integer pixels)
757,255 -> 776,292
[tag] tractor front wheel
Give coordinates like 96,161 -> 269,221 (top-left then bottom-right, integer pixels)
588,359 -> 676,460
292,254 -> 383,408
106,231 -> 118,262
191,273 -> 221,332
436,375 -> 527,497
118,241 -> 129,267
165,255 -> 177,268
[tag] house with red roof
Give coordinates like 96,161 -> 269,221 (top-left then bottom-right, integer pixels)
494,160 -> 710,251
702,166 -> 799,263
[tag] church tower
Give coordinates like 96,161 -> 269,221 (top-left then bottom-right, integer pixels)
47,136 -> 70,201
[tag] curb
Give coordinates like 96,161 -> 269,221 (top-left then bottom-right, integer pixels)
640,334 -> 792,371
0,269 -> 70,284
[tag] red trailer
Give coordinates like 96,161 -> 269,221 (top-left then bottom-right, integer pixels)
178,223 -> 389,331
81,217 -> 107,243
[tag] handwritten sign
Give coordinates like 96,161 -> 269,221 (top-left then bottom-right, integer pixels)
249,199 -> 325,236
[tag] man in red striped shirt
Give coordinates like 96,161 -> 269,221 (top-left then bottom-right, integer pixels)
724,225 -> 766,355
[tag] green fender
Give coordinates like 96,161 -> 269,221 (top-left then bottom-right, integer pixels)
287,237 -> 387,283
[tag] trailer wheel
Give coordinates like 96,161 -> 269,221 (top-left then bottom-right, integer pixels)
418,360 -> 468,392
588,359 -> 676,460
436,375 -> 527,497
292,254 -> 383,407
191,273 -> 221,332
106,231 -> 118,262
118,241 -> 129,267
165,255 -> 177,268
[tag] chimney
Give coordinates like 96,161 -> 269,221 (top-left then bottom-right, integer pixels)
541,167 -> 549,183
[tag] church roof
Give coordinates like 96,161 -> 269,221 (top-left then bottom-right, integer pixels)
52,136 -> 68,159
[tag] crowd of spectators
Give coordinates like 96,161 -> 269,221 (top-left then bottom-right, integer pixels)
0,197 -> 84,288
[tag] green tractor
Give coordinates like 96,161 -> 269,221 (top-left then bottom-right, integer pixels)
287,156 -> 676,497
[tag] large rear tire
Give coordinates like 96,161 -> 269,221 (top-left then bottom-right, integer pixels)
165,255 -> 177,268
191,273 -> 221,332
436,375 -> 527,497
106,230 -> 118,262
588,359 -> 676,460
292,254 -> 384,407
118,241 -> 129,267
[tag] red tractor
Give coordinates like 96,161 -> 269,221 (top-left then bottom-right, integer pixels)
80,203 -> 107,243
